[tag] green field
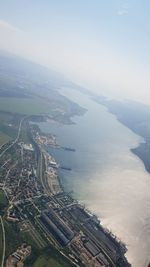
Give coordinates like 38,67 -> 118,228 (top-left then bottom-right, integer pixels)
0,132 -> 11,146
31,247 -> 75,267
0,113 -> 18,146
0,190 -> 8,209
0,96 -> 53,116
0,96 -> 54,145
33,256 -> 63,267
0,220 -> 3,262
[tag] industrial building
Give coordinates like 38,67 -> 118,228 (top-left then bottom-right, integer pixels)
40,209 -> 74,246
83,240 -> 100,257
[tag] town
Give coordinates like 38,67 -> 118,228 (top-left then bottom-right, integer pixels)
0,117 -> 131,267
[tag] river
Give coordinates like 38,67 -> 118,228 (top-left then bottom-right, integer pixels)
38,88 -> 150,267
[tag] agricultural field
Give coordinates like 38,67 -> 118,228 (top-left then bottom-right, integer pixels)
0,96 -> 53,116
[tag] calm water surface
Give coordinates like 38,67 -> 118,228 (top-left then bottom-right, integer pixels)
38,88 -> 150,267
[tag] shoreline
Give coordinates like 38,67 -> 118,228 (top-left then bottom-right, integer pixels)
31,91 -> 150,267
131,142 -> 150,174
36,124 -> 131,266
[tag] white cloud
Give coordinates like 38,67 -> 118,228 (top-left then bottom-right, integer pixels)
0,20 -> 22,33
0,20 -> 150,105
0,20 -> 26,56
117,1 -> 129,16
117,8 -> 128,16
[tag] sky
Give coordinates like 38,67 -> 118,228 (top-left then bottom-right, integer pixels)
0,0 -> 150,103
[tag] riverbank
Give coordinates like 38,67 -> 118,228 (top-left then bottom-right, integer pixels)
37,87 -> 150,267
32,122 -> 131,266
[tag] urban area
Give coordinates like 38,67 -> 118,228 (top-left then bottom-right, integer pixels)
0,116 -> 131,267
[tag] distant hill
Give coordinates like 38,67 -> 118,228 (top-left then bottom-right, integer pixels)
0,51 -> 91,98
0,51 -> 71,97
93,95 -> 150,174
0,51 -> 86,120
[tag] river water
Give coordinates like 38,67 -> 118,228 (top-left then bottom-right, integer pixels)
38,88 -> 150,267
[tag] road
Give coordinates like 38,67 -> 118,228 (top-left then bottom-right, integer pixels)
2,169 -> 10,200
0,216 -> 6,267
38,148 -> 52,196
38,149 -> 46,192
0,117 -> 25,267
0,117 -> 25,159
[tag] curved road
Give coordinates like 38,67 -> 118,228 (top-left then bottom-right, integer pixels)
0,216 -> 5,267
0,117 -> 25,159
0,117 -> 25,266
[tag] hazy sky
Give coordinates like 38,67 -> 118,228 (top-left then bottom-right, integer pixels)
0,0 -> 150,102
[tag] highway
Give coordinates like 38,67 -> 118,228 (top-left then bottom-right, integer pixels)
0,216 -> 6,267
